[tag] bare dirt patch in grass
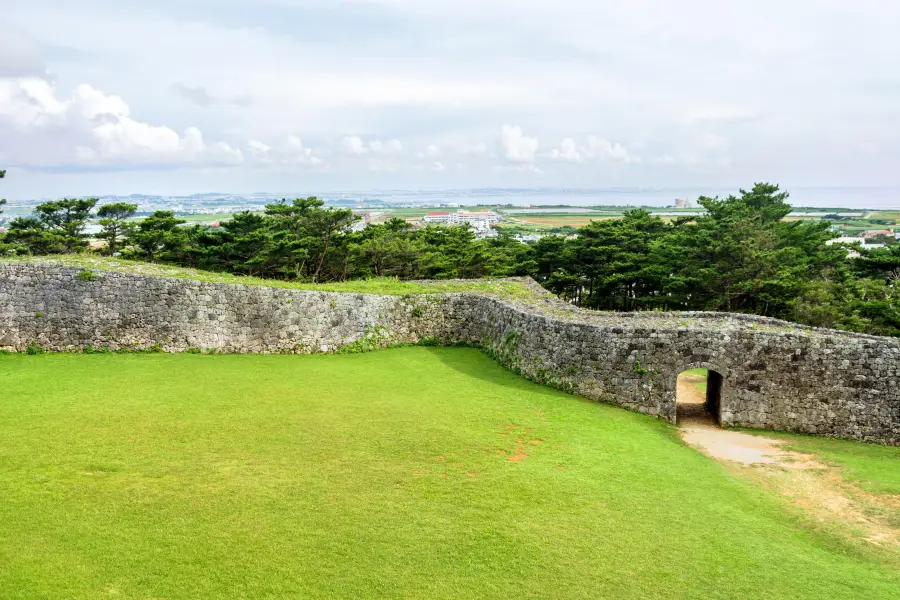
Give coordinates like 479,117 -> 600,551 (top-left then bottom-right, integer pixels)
680,417 -> 900,553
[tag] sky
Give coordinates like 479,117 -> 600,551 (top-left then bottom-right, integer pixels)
1,0 -> 899,200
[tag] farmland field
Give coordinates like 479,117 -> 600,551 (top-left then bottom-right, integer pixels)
2,348 -> 899,599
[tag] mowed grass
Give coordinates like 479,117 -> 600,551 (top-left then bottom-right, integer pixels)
1,349 -> 899,599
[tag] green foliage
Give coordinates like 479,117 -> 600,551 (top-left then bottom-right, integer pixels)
75,268 -> 100,281
125,211 -> 187,263
632,359 -> 648,376
25,343 -> 45,355
0,168 -> 6,216
3,197 -> 98,255
82,345 -> 112,354
3,182 -> 898,337
411,306 -> 425,318
337,324 -> 390,354
34,311 -> 43,320
97,202 -> 138,256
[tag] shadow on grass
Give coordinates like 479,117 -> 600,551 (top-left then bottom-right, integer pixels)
417,346 -> 575,398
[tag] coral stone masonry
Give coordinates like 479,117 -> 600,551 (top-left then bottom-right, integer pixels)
1,261 -> 898,445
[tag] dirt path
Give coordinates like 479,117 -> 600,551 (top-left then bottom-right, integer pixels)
676,374 -> 900,551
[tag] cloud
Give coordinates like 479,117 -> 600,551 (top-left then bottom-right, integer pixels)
500,125 -> 538,163
170,83 -> 214,108
3,0 -> 900,193
340,136 -> 403,155
550,136 -> 638,164
170,82 -> 253,108
248,135 -> 322,166
0,77 -> 242,167
550,138 -> 583,163
369,139 -> 403,154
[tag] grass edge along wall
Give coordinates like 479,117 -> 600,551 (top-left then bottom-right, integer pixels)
0,260 -> 898,445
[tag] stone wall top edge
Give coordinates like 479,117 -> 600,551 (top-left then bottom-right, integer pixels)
3,261 -> 899,345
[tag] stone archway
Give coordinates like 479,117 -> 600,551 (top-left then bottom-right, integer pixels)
673,365 -> 727,426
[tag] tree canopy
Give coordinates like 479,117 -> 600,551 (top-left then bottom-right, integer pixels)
0,182 -> 896,337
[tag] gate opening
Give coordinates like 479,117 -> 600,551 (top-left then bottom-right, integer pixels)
676,368 -> 723,425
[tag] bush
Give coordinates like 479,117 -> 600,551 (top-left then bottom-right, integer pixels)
75,269 -> 100,282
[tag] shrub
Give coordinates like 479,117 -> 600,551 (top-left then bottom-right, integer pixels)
75,269 -> 100,282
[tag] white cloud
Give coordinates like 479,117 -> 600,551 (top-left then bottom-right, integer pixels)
369,139 -> 403,155
2,0 -> 900,193
341,136 -> 403,156
550,138 -> 583,163
247,136 -> 322,166
0,77 -> 242,167
340,135 -> 369,155
500,125 -> 538,163
551,135 -> 638,164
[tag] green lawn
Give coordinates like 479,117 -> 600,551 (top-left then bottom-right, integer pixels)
1,349 -> 898,599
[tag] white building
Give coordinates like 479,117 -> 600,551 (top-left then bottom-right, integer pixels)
827,236 -> 886,258
423,210 -> 500,226
515,233 -> 544,244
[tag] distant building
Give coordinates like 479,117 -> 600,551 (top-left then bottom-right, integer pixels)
862,229 -> 894,239
473,222 -> 498,239
423,211 -> 453,224
350,211 -> 374,232
827,236 -> 885,258
423,210 -> 500,226
674,198 -> 693,209
515,233 -> 544,244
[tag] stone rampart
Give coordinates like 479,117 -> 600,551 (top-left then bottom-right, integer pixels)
1,262 -> 898,445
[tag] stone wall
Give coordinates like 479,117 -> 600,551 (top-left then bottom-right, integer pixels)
2,262 -> 898,445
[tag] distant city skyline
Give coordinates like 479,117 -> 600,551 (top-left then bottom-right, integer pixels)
2,1 -> 899,199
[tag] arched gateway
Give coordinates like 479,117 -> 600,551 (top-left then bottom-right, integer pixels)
1,264 -> 898,445
675,368 -> 725,425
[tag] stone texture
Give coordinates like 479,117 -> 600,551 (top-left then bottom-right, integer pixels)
1,262 -> 898,445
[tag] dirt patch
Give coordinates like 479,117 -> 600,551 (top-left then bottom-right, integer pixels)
498,424 -> 542,463
677,374 -> 706,406
679,416 -> 900,550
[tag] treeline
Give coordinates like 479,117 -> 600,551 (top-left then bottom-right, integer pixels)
0,180 -> 897,336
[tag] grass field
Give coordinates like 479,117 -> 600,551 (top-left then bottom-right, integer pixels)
2,348 -> 899,599
514,216 -> 612,227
